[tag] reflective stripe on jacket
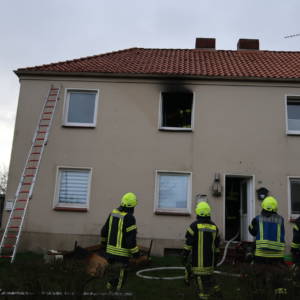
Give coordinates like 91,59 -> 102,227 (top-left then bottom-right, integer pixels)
101,207 -> 139,259
184,217 -> 220,275
291,222 -> 300,251
249,212 -> 285,258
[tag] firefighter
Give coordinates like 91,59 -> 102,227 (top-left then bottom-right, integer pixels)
100,192 -> 140,292
291,216 -> 300,288
182,201 -> 221,300
248,196 -> 287,297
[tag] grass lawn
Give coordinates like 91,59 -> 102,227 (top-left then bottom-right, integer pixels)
0,252 -> 299,299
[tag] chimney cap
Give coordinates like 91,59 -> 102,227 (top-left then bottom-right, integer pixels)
195,38 -> 216,50
237,38 -> 260,50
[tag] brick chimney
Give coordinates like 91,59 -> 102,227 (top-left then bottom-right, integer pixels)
195,38 -> 216,50
237,39 -> 259,50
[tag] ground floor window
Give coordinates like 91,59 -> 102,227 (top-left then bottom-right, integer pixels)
54,167 -> 92,211
155,171 -> 191,215
289,177 -> 300,217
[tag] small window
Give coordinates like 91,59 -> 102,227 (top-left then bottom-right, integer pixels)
64,90 -> 98,127
155,171 -> 191,215
286,97 -> 300,134
160,92 -> 193,130
289,177 -> 300,216
54,168 -> 92,210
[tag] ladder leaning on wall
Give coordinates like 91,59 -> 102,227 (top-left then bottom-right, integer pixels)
0,86 -> 60,263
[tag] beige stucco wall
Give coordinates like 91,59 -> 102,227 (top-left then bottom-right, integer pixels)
2,76 -> 300,255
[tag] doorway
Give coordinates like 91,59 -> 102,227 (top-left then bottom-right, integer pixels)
224,175 -> 254,241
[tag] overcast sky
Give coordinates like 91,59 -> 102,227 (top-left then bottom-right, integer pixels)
1,0 -> 300,170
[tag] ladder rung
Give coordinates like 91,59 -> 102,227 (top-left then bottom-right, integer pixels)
12,217 -> 22,220
31,152 -> 41,154
45,105 -> 54,108
19,190 -> 29,193
8,226 -> 19,229
38,131 -> 47,133
29,159 -> 39,162
39,125 -> 48,127
36,138 -> 45,141
41,118 -> 51,121
26,167 -> 37,169
6,235 -> 17,238
17,199 -> 27,202
43,112 -> 52,115
15,208 -> 24,210
24,175 -> 34,177
49,93 -> 58,96
22,183 -> 31,185
47,99 -> 57,102
33,145 -> 43,147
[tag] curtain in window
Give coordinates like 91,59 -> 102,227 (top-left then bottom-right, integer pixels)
58,169 -> 90,204
158,174 -> 189,209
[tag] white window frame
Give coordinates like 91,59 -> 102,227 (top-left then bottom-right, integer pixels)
285,95 -> 300,135
154,170 -> 192,214
53,166 -> 92,210
63,88 -> 99,127
288,176 -> 300,219
158,91 -> 195,131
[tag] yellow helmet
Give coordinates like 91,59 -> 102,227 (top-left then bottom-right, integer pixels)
261,196 -> 278,212
120,192 -> 137,208
195,201 -> 211,217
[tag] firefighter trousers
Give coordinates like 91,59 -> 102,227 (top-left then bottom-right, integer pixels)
195,274 -> 222,300
106,262 -> 128,292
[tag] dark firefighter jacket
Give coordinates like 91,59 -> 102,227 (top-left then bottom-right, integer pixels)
183,216 -> 220,275
291,217 -> 300,258
101,206 -> 139,262
249,210 -> 285,258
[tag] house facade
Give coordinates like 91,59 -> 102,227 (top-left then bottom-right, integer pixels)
2,38 -> 300,255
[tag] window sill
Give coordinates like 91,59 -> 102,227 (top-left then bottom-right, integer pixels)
287,131 -> 300,135
54,207 -> 88,212
159,127 -> 193,132
155,211 -> 191,216
62,124 -> 96,128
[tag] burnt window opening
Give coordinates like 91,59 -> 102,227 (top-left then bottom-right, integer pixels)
161,92 -> 193,129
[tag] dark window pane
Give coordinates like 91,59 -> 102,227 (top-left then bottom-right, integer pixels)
162,92 -> 193,128
68,91 -> 96,124
291,179 -> 300,214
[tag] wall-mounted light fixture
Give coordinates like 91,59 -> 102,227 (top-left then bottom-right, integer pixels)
256,187 -> 269,201
211,173 -> 222,197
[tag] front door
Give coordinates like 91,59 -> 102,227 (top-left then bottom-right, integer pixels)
225,176 -> 254,241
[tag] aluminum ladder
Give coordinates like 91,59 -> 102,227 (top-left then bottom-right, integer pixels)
0,86 -> 60,262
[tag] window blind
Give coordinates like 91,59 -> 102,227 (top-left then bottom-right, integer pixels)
58,169 -> 90,204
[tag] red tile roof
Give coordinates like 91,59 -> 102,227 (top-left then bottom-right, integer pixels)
15,48 -> 300,81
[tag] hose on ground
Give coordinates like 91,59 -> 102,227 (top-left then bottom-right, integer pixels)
216,231 -> 240,267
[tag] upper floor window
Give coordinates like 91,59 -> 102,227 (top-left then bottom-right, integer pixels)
289,177 -> 300,218
160,92 -> 193,131
64,90 -> 98,127
286,96 -> 300,134
54,167 -> 92,211
155,171 -> 192,215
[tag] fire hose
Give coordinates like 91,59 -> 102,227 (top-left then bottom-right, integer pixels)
136,231 -> 241,280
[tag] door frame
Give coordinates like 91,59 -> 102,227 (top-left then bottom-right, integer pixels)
223,174 -> 255,241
